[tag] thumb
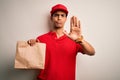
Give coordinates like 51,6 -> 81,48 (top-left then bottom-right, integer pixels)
63,30 -> 70,38
36,39 -> 40,42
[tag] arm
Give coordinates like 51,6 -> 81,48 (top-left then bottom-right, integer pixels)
63,16 -> 95,56
78,39 -> 95,55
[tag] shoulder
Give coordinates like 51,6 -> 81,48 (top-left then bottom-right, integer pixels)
36,32 -> 51,42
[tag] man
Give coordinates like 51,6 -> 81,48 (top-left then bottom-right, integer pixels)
28,4 -> 95,80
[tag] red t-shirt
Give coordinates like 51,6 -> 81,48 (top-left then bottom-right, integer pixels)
37,31 -> 83,80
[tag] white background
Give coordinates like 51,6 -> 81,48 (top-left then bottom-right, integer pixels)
0,0 -> 120,80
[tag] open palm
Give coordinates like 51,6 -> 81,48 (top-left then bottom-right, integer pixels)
64,16 -> 82,40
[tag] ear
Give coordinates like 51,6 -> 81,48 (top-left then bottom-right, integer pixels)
50,16 -> 53,21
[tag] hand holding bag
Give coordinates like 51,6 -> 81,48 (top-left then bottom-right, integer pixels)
14,41 -> 46,69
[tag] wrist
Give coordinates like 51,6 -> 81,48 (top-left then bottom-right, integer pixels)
75,35 -> 84,43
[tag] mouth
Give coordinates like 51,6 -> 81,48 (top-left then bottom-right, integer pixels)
54,22 -> 63,27
56,22 -> 62,24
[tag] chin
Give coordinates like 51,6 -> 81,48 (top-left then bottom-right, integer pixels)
55,26 -> 63,28
55,25 -> 63,28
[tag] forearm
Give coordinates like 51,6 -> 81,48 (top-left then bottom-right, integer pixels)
79,40 -> 95,56
65,16 -> 95,55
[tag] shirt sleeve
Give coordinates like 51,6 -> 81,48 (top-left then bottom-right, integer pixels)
36,35 -> 43,42
76,43 -> 84,54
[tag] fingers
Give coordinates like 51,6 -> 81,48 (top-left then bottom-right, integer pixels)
78,20 -> 81,28
72,16 -> 77,27
71,16 -> 80,28
70,17 -> 73,32
36,39 -> 40,42
27,39 -> 38,46
74,16 -> 77,27
78,20 -> 82,34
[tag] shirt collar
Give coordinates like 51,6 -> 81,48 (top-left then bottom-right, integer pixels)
49,31 -> 67,40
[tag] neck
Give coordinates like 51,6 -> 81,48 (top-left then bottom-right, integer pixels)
52,27 -> 64,38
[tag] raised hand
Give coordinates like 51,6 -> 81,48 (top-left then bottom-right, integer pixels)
63,16 -> 82,40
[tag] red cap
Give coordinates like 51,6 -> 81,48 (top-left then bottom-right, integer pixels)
50,4 -> 68,16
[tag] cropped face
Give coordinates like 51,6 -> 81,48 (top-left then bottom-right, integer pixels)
51,11 -> 67,28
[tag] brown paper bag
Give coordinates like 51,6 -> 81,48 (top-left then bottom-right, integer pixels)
14,41 -> 46,69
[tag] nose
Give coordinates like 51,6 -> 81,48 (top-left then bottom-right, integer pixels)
58,15 -> 62,20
